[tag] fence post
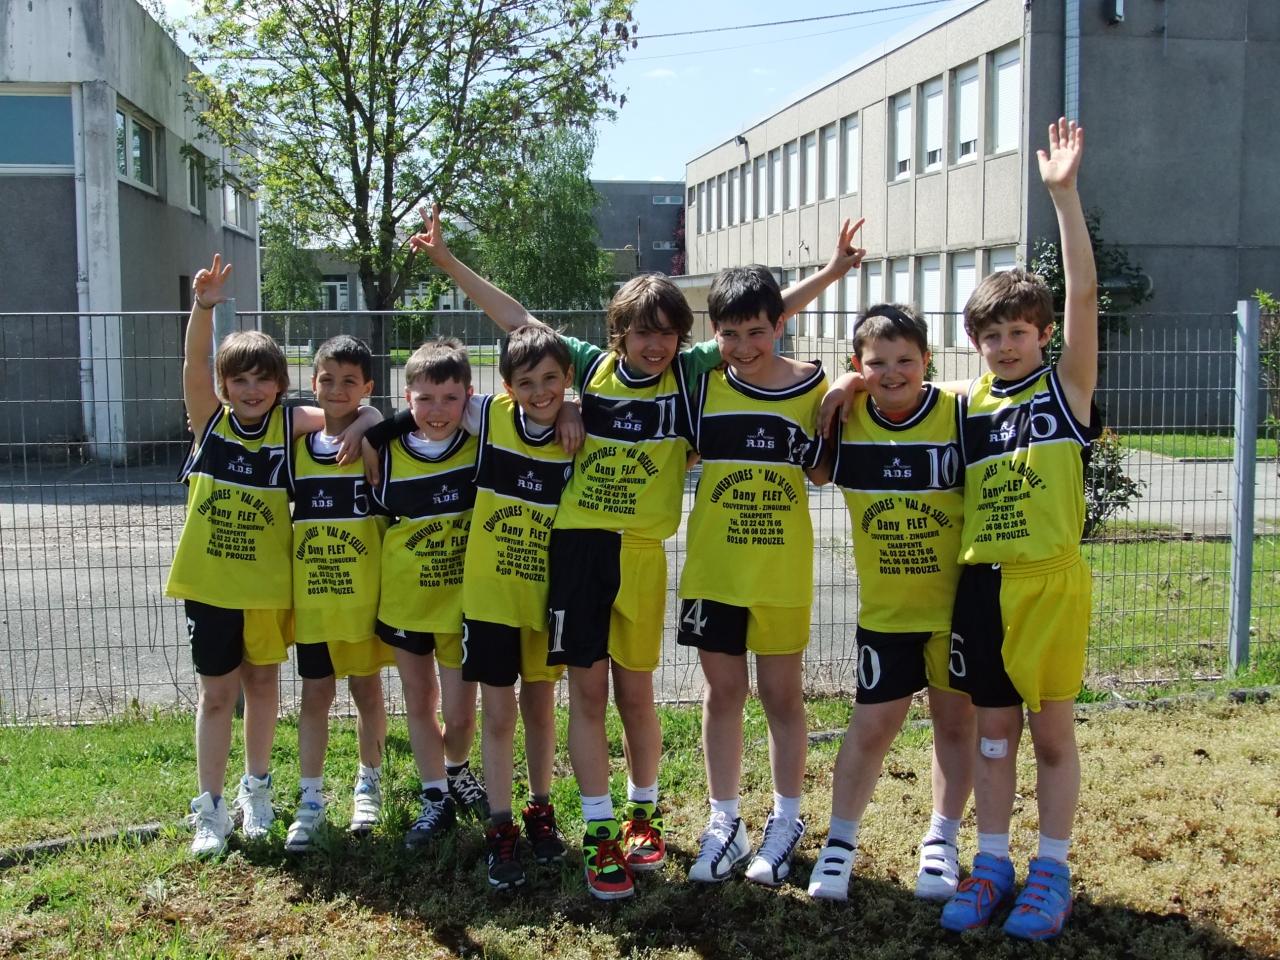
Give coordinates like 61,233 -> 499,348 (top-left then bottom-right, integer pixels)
213,298 -> 238,346
1228,298 -> 1260,674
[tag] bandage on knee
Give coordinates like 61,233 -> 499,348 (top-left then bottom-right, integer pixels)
980,737 -> 1008,759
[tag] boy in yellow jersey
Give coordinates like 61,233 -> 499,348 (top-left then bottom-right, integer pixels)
932,119 -> 1099,940
410,206 -> 861,900
678,265 -> 831,888
806,305 -> 974,902
284,335 -> 395,852
365,339 -> 487,849
167,256 -> 379,858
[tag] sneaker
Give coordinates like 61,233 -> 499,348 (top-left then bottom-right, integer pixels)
447,763 -> 491,822
745,813 -> 805,886
485,820 -> 526,890
939,852 -> 1016,932
807,839 -> 856,901
285,797 -> 326,852
915,836 -> 961,901
404,789 -> 457,848
349,773 -> 382,834
1003,857 -> 1072,941
188,792 -> 232,859
582,819 -> 635,901
521,801 -> 567,864
688,812 -> 750,883
233,773 -> 275,839
620,801 -> 666,871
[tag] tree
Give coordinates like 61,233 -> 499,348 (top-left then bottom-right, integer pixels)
188,0 -> 636,403
260,208 -> 321,312
669,207 -> 686,276
474,128 -> 612,311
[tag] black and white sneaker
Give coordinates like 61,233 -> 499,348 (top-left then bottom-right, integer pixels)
688,812 -> 751,883
404,790 -> 457,849
745,813 -> 805,886
447,763 -> 491,822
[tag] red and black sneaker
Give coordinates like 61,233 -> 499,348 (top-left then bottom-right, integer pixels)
521,801 -> 567,865
485,820 -> 526,890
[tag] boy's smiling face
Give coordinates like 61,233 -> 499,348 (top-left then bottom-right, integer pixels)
223,367 -> 281,425
854,335 -> 928,417
406,375 -> 471,442
973,315 -> 1053,382
621,309 -> 680,377
714,309 -> 783,379
312,359 -> 372,427
505,355 -> 571,428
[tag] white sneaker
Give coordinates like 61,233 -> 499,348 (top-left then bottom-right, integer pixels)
349,772 -> 382,834
188,791 -> 232,859
745,813 -> 805,886
285,797 -> 326,852
688,812 -> 751,883
234,773 -> 275,839
914,835 -> 960,900
808,839 -> 856,900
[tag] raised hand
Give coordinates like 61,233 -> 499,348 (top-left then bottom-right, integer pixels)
409,203 -> 452,264
1037,117 -> 1084,194
827,218 -> 867,278
192,253 -> 232,308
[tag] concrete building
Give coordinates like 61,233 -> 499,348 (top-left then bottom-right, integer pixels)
682,0 -> 1280,426
0,0 -> 259,460
593,179 -> 686,280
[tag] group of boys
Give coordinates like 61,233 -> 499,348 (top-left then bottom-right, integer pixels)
166,119 -> 1096,941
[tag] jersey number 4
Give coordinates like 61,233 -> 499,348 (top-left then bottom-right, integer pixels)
680,599 -> 708,636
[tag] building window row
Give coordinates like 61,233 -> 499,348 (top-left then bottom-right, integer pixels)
652,194 -> 683,205
223,179 -> 252,232
0,90 -> 74,168
116,106 -> 156,189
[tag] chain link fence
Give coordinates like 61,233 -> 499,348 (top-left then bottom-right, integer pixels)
1,307 -> 1275,723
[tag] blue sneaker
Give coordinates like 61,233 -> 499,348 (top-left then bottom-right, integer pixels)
940,852 -> 1016,932
1003,857 -> 1072,941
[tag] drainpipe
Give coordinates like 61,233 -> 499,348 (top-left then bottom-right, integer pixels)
1064,0 -> 1081,120
71,82 -> 96,449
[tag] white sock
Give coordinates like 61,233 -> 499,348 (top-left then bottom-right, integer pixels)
420,778 -> 448,798
710,796 -> 740,820
927,811 -> 962,845
580,793 -> 614,824
299,777 -> 323,802
627,779 -> 659,805
826,816 -> 859,847
773,792 -> 801,821
977,831 -> 1011,860
357,764 -> 381,783
1038,833 -> 1071,864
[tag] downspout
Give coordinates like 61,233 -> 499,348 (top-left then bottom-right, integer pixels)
71,82 -> 97,448
1064,0 -> 1081,121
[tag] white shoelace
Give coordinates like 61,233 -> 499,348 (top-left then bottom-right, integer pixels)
755,815 -> 802,865
698,812 -> 738,857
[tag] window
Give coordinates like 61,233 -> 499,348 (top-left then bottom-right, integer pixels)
223,179 -> 251,231
840,271 -> 860,337
840,114 -> 859,194
784,140 -> 798,210
922,77 -> 944,172
708,178 -> 718,231
950,251 -> 977,345
696,182 -> 706,233
116,107 -> 156,188
741,162 -> 752,222
865,261 -> 883,307
819,279 -> 837,339
752,155 -> 765,220
717,173 -> 727,230
892,93 -> 912,180
820,124 -> 837,200
801,132 -> 817,206
917,255 -> 942,345
652,195 -> 683,205
991,45 -> 1021,154
989,246 -> 1018,273
321,276 -> 350,311
782,269 -> 798,336
728,168 -> 738,226
0,93 -> 74,167
186,156 -> 206,215
768,148 -> 781,214
653,240 -> 677,250
953,62 -> 979,162
890,258 -> 910,302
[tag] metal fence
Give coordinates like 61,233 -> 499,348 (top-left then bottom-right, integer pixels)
0,306 -> 1275,723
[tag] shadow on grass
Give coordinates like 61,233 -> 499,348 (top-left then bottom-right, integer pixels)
232,826 -> 1266,960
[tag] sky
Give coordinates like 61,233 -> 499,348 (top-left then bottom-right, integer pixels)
157,0 -> 950,181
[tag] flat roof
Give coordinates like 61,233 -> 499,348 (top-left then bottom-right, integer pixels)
685,0 -> 989,168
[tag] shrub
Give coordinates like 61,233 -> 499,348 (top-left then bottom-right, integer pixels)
1084,428 -> 1145,539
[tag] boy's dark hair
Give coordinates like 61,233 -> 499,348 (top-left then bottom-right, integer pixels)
499,323 -> 571,383
963,267 -> 1055,340
707,265 -> 784,326
405,337 -> 472,388
313,334 -> 373,381
606,273 -> 694,352
851,303 -> 930,359
215,330 -> 289,399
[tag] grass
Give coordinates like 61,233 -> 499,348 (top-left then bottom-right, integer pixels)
2,700 -> 1279,958
1120,432 -> 1278,461
387,345 -> 500,366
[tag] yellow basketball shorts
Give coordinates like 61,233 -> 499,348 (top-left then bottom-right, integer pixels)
185,600 -> 293,676
852,626 -> 959,703
676,598 -> 811,656
461,619 -> 566,687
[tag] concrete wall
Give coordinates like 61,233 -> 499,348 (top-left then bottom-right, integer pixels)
592,180 -> 685,275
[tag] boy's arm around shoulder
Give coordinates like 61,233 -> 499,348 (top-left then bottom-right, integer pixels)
1040,119 -> 1097,425
182,256 -> 231,433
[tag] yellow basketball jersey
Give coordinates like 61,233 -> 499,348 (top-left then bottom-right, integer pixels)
166,404 -> 293,609
375,429 -> 478,635
554,348 -> 695,540
291,433 -> 384,644
679,363 -> 828,608
960,366 -> 1097,564
463,394 -> 573,629
834,388 -> 965,632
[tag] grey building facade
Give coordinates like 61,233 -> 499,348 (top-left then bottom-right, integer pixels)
593,179 -> 686,278
0,0 -> 259,460
683,0 -> 1280,426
